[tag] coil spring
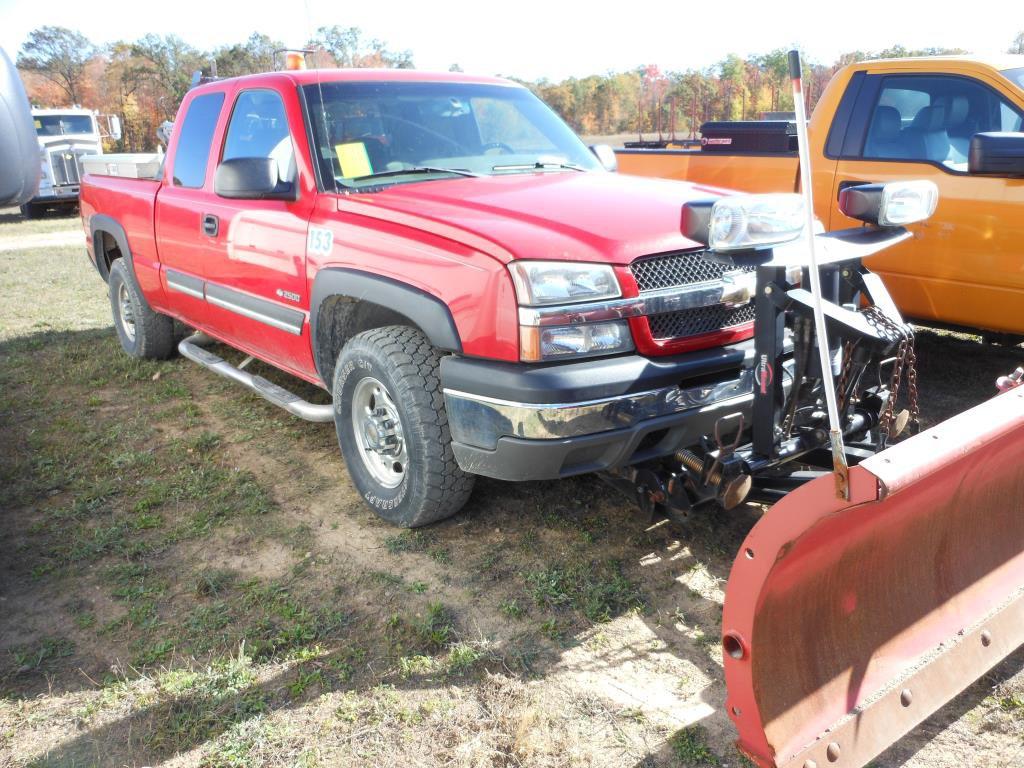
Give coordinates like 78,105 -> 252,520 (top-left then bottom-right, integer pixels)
675,449 -> 722,486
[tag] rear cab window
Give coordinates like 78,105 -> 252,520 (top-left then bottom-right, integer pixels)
172,92 -> 226,188
1000,67 -> 1024,89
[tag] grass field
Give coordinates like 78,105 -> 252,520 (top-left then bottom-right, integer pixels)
0,207 -> 1022,767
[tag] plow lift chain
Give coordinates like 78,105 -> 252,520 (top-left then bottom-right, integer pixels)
863,305 -> 921,446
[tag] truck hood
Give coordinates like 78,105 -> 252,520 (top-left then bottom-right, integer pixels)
335,171 -> 730,265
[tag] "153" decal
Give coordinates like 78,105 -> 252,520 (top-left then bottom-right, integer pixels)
307,226 -> 334,256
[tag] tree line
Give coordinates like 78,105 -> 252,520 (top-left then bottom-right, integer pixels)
15,25 -> 1024,152
16,26 -> 414,152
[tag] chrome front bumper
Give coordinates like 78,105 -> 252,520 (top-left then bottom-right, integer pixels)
444,367 -> 756,451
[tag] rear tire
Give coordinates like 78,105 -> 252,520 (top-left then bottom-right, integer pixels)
333,326 -> 474,527
108,259 -> 177,360
19,203 -> 39,219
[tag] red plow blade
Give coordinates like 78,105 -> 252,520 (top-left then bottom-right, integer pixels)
722,386 -> 1024,768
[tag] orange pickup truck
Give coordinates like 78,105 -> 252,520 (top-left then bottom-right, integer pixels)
617,56 -> 1024,338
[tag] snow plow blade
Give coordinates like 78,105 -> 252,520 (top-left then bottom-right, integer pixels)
722,385 -> 1024,768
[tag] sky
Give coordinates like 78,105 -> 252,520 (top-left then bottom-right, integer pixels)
1,0 -> 1021,82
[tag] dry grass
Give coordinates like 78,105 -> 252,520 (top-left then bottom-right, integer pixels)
0,215 -> 1022,768
0,205 -> 82,237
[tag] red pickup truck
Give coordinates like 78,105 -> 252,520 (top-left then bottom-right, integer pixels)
82,67 -> 771,527
80,65 -> 1024,768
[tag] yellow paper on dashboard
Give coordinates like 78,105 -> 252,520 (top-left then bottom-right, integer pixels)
335,142 -> 373,178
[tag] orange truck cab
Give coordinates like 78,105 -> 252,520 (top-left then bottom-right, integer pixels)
617,56 -> 1024,338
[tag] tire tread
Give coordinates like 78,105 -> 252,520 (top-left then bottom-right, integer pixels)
336,325 -> 474,527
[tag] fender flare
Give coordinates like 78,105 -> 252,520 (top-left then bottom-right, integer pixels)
89,213 -> 133,281
310,267 -> 462,381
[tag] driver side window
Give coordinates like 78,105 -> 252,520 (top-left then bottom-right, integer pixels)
861,75 -> 1024,171
222,89 -> 295,184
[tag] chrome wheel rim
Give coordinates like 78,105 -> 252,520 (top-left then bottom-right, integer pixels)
118,282 -> 137,343
351,376 -> 407,489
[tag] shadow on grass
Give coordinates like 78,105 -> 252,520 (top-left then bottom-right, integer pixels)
0,207 -> 79,226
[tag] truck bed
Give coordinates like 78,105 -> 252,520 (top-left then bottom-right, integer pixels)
615,148 -> 799,193
80,173 -> 162,297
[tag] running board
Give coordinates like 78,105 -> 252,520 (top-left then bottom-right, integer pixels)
179,333 -> 334,423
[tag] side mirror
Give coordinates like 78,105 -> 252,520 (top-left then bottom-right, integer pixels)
589,144 -> 618,172
0,47 -> 39,207
969,132 -> 1024,177
109,115 -> 122,141
214,157 -> 296,200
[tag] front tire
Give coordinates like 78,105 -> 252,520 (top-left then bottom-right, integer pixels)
333,326 -> 474,527
108,259 -> 177,360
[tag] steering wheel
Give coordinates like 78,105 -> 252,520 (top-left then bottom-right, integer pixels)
481,142 -> 516,154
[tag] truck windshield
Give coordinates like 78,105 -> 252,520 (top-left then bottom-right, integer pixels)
302,81 -> 600,190
1001,67 -> 1024,90
34,114 -> 95,136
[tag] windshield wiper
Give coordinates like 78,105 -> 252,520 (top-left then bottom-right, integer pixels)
491,161 -> 587,172
350,166 -> 479,182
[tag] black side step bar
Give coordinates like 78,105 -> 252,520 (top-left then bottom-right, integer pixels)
179,333 -> 334,423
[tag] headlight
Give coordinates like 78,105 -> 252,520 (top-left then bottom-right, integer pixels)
520,320 -> 634,362
509,261 -> 621,306
838,181 -> 938,227
709,194 -> 806,251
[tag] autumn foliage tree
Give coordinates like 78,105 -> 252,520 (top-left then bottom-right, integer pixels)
15,26 -> 1020,151
17,26 -> 96,104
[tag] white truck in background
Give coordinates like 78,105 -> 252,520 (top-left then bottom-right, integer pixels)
24,107 -> 121,218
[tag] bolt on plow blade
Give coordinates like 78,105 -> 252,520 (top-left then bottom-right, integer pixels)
722,386 -> 1024,768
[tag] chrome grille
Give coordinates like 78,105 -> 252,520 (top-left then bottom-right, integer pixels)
631,251 -> 757,343
631,250 -> 752,292
648,302 -> 756,340
49,149 -> 83,186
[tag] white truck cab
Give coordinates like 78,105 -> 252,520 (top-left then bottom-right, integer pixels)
26,107 -> 120,218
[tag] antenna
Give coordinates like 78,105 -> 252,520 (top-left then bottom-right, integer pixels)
788,49 -> 849,500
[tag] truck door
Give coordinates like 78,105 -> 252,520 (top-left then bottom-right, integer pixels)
201,87 -> 317,379
825,71 -> 1024,335
155,90 -> 227,328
